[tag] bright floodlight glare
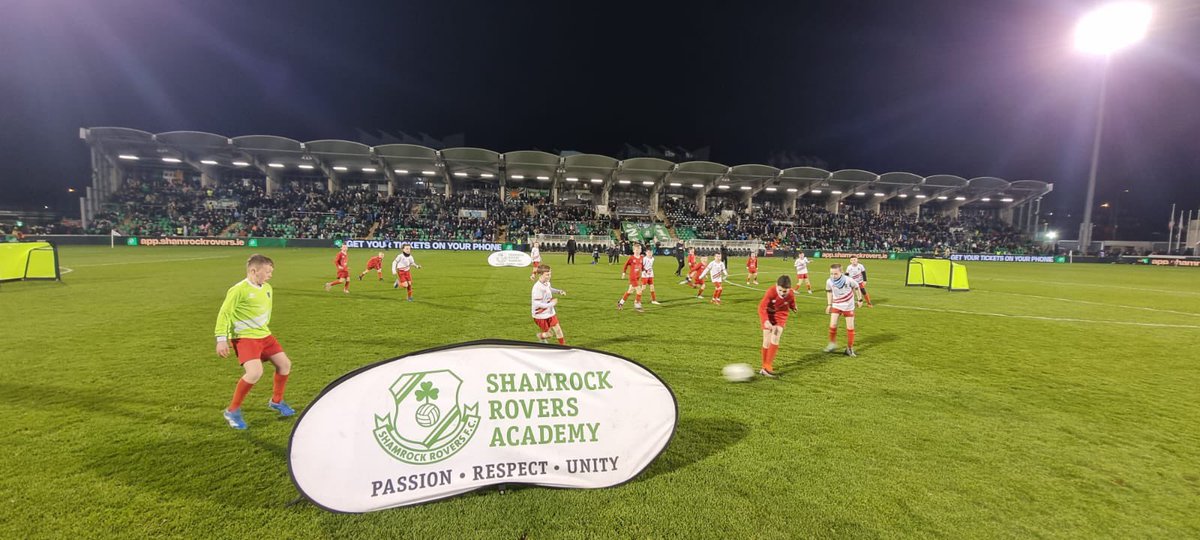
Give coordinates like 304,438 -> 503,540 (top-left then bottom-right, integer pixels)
811,189 -> 823,194
898,193 -> 908,198
161,157 -> 181,163
642,181 -> 655,186
565,177 -> 578,182
717,185 -> 730,190
1047,231 -> 1059,240
453,172 -> 467,177
954,196 -> 967,201
422,170 -> 436,176
669,182 -> 681,187
1074,2 -> 1152,55
590,179 -> 602,184
395,169 -> 409,174
937,195 -> 948,200
855,191 -> 865,196
915,194 -> 927,199
481,173 -> 494,178
511,174 -> 524,179
298,164 -> 315,170
200,160 -> 218,165
268,163 -> 284,168
981,197 -> 991,202
765,187 -> 777,192
786,188 -> 798,192
1001,197 -> 1015,202
830,190 -> 843,195
874,192 -> 885,197
333,166 -> 348,171
232,161 -> 250,167
118,154 -> 139,160
691,184 -> 703,189
739,186 -> 753,191
536,176 -> 550,181
362,167 -> 377,173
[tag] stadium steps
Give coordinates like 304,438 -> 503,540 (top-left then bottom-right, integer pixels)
365,221 -> 381,239
219,222 -> 240,236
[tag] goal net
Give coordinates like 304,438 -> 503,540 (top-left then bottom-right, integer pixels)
905,257 -> 968,291
0,241 -> 61,282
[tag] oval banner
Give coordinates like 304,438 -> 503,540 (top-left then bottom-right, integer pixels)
487,250 -> 532,267
288,340 -> 678,513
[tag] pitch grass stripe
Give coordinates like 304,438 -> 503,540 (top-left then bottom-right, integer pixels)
877,304 -> 1200,329
71,255 -> 238,267
974,276 -> 1200,297
724,272 -> 1198,328
977,289 -> 1200,318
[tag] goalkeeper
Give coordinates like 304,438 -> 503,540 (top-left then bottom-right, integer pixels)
214,254 -> 295,430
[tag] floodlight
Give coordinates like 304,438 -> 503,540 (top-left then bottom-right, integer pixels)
333,166 -> 348,172
200,160 -> 219,165
453,172 -> 467,177
1074,2 -> 1152,55
299,164 -> 315,170
268,163 -> 284,168
232,161 -> 250,167
161,157 -> 181,163
362,167 -> 376,173
692,184 -> 704,188
395,169 -> 409,174
118,155 -> 139,160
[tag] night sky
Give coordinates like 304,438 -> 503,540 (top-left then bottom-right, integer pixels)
1,0 -> 1198,238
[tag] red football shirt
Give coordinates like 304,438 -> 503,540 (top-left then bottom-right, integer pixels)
622,255 -> 644,278
334,252 -> 348,270
758,286 -> 797,324
747,258 -> 758,272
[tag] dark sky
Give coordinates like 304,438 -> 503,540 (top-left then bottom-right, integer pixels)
2,0 -> 1198,237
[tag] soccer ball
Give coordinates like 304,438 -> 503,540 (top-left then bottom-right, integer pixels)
415,403 -> 441,427
722,363 -> 755,382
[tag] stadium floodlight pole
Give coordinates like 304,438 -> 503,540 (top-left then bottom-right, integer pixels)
1073,2 -> 1152,254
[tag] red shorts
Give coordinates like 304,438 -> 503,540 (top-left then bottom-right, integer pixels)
748,268 -> 758,274
534,316 -> 559,332
628,275 -> 643,287
796,273 -> 808,280
396,270 -> 412,283
694,279 -> 705,286
367,261 -> 382,270
232,335 -> 284,364
764,313 -> 789,328
532,261 -> 540,269
830,308 -> 855,318
641,277 -> 654,285
858,282 -> 868,289
336,269 -> 349,279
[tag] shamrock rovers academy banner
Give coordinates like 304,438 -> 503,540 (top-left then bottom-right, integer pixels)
288,340 -> 677,512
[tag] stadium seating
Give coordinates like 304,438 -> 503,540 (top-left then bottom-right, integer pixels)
68,172 -> 1046,254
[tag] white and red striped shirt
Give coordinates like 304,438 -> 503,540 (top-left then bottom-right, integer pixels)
531,280 -> 560,319
826,276 -> 860,311
794,256 -> 810,274
392,253 -> 417,273
847,263 -> 866,283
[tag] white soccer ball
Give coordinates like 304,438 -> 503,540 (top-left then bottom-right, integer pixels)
722,363 -> 755,382
415,403 -> 441,427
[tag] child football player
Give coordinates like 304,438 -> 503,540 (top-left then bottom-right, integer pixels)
746,253 -> 760,285
324,244 -> 350,293
529,242 -> 542,280
642,248 -> 661,305
794,252 -> 813,294
392,244 -> 422,301
618,243 -> 645,312
699,253 -> 728,304
846,256 -> 873,307
358,251 -> 386,281
825,263 -> 864,357
757,275 -> 798,378
532,264 -> 567,344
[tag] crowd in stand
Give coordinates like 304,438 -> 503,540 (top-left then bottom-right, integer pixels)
63,174 -> 1043,253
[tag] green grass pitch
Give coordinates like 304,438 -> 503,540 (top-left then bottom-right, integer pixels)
2,246 -> 1198,538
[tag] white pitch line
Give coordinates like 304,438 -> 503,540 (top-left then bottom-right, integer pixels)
59,267 -> 74,275
70,255 -> 236,268
978,289 -> 1200,318
877,304 -> 1200,329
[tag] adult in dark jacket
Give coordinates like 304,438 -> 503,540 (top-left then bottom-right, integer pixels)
566,236 -> 577,264
674,241 -> 686,276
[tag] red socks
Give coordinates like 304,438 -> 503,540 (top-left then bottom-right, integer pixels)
651,291 -> 657,301
229,379 -> 254,412
557,338 -> 565,345
635,293 -> 642,303
761,347 -> 771,371
714,288 -> 723,300
272,373 -> 289,403
621,292 -> 630,302
847,330 -> 855,348
829,327 -> 838,342
406,285 -> 413,299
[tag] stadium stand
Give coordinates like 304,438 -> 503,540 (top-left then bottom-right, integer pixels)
66,127 -> 1055,254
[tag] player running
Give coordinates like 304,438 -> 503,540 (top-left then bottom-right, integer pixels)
757,275 -> 798,378
689,255 -> 708,296
392,244 -> 422,301
678,248 -> 697,285
746,253 -> 760,285
642,248 -> 661,305
529,242 -> 542,280
793,252 -> 813,294
824,263 -> 864,357
214,254 -> 294,430
846,256 -> 874,307
698,253 -> 728,304
358,251 -> 386,281
324,244 -> 350,293
618,244 -> 645,312
532,264 -> 567,345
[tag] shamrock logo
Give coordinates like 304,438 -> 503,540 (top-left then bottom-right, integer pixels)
413,381 -> 441,428
415,381 -> 439,403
